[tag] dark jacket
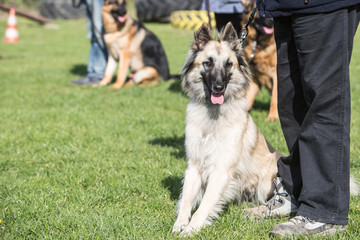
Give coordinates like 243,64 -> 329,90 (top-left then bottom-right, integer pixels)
256,0 -> 360,18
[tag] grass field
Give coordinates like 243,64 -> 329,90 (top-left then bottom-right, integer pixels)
0,13 -> 359,239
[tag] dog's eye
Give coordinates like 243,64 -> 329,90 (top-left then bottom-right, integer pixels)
203,60 -> 213,68
225,61 -> 233,68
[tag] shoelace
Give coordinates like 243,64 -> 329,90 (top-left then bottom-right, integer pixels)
265,179 -> 289,211
291,216 -> 306,224
291,216 -> 316,225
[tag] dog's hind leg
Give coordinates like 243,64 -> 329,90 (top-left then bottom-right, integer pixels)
180,170 -> 230,236
266,74 -> 279,121
245,80 -> 261,111
173,166 -> 202,234
134,67 -> 160,86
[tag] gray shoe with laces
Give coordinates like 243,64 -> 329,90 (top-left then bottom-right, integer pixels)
270,215 -> 347,238
244,177 -> 299,219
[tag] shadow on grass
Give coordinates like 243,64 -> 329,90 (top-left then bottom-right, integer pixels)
251,99 -> 270,112
150,134 -> 185,200
69,64 -> 128,83
161,177 -> 236,215
168,78 -> 182,93
162,175 -> 183,200
70,64 -> 87,76
148,134 -> 185,159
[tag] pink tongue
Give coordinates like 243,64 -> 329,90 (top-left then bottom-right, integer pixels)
263,26 -> 274,35
118,16 -> 126,23
211,93 -> 224,105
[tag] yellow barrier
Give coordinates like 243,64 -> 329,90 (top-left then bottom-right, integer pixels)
170,10 -> 216,31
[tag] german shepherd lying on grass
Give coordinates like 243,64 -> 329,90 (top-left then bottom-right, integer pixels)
97,0 -> 170,89
241,0 -> 278,121
172,22 -> 281,236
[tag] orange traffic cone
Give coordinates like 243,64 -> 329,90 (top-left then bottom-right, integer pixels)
4,8 -> 19,43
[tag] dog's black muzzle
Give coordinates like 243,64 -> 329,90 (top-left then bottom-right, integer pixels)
255,17 -> 274,28
110,3 -> 127,23
111,8 -> 126,17
254,17 -> 274,35
211,76 -> 226,94
212,82 -> 225,94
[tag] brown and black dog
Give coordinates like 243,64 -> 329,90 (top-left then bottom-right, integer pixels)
97,0 -> 170,89
241,0 -> 278,121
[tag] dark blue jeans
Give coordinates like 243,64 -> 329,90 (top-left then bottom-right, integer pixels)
274,5 -> 360,225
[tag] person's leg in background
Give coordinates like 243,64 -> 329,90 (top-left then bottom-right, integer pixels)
72,0 -> 108,85
86,0 -> 108,81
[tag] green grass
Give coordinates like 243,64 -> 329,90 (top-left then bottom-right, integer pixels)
0,15 -> 359,239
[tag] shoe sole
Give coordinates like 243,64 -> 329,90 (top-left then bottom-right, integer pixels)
269,225 -> 347,239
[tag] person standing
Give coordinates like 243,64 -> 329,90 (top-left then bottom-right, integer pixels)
245,0 -> 360,238
202,0 -> 244,35
72,0 -> 108,85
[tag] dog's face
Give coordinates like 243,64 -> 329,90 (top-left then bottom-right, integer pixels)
182,23 -> 251,105
241,0 -> 274,37
103,0 -> 128,24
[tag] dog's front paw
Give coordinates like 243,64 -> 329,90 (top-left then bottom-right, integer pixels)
265,112 -> 278,122
95,79 -> 110,87
172,219 -> 189,234
96,82 -> 107,87
179,225 -> 199,237
92,83 -> 103,87
110,84 -> 123,90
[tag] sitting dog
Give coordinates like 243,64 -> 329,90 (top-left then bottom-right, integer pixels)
172,22 -> 281,236
241,0 -> 278,121
98,0 -> 170,89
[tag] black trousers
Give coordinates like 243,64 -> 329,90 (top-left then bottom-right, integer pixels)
274,5 -> 360,225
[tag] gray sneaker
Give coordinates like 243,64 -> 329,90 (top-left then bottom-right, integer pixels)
71,76 -> 101,86
270,215 -> 347,238
244,177 -> 299,219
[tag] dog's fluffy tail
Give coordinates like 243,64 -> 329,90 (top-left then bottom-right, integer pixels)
350,175 -> 359,196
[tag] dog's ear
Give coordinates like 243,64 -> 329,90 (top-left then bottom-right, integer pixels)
220,22 -> 240,51
192,23 -> 214,51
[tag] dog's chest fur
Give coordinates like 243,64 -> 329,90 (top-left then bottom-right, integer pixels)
185,99 -> 260,186
103,19 -> 146,71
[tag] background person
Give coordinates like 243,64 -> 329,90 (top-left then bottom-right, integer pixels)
202,0 -> 244,35
72,0 -> 108,85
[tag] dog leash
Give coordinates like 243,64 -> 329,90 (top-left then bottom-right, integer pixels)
205,0 -> 213,32
72,0 -> 106,52
239,7 -> 257,45
72,0 -> 84,8
91,0 -> 107,52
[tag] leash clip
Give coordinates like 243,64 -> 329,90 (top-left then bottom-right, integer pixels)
239,28 -> 248,45
239,7 -> 257,45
